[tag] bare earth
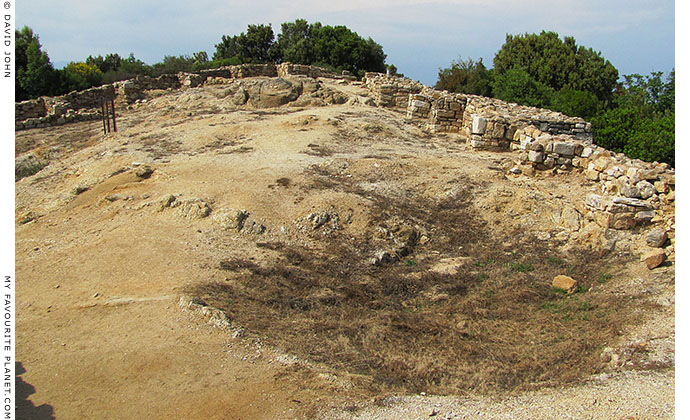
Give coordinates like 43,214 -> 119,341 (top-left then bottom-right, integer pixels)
15,78 -> 674,419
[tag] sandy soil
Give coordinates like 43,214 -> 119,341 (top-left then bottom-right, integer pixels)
14,78 -> 674,419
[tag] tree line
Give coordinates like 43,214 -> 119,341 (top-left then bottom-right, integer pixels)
436,31 -> 674,166
15,25 -> 673,166
15,19 -> 389,102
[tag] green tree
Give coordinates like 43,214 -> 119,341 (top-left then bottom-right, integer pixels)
275,19 -> 318,64
491,67 -> 553,108
550,89 -> 600,119
15,26 -> 60,100
436,57 -> 492,96
86,53 -> 122,73
151,55 -> 195,76
592,69 -> 675,166
61,62 -> 103,92
493,31 -> 618,104
309,24 -> 386,77
215,20 -> 388,78
214,24 -> 277,63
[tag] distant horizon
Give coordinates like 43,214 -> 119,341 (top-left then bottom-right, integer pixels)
18,0 -> 675,86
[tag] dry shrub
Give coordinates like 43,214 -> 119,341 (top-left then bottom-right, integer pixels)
187,174 -> 646,396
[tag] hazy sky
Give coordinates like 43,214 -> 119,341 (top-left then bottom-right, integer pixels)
18,0 -> 675,86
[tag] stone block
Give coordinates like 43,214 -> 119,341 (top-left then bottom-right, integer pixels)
585,194 -> 606,211
553,142 -> 576,157
553,275 -> 577,292
635,211 -> 655,224
528,151 -> 544,163
410,99 -> 430,110
471,116 -> 487,135
612,196 -> 652,208
654,180 -> 670,194
585,169 -> 600,181
636,180 -> 656,199
611,213 -> 635,230
581,147 -> 594,158
646,228 -> 668,247
641,249 -> 666,269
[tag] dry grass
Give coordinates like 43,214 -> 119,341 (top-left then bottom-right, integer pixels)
187,171 -> 647,397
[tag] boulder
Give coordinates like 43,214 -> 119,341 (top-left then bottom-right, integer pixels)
553,275 -> 577,292
641,249 -> 666,269
646,228 -> 668,248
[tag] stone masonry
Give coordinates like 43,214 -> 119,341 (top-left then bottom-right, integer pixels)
15,63 -> 357,131
361,71 -> 674,233
14,67 -> 674,235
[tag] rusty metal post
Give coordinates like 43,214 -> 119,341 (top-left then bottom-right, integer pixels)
106,100 -> 111,133
102,99 -> 107,134
111,98 -> 117,132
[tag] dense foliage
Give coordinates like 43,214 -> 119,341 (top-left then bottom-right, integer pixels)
214,20 -> 387,77
435,57 -> 492,97
436,32 -> 674,166
493,31 -> 618,104
14,20 -> 388,101
591,71 -> 675,166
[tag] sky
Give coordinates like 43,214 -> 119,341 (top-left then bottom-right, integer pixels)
17,0 -> 676,86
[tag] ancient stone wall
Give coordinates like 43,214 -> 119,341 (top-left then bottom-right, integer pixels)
15,85 -> 116,130
364,72 -> 674,232
15,63 -> 365,131
15,98 -> 48,122
363,72 -> 424,108
278,63 -> 356,80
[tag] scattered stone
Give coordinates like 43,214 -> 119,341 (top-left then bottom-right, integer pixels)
135,165 -> 154,179
371,250 -> 396,266
552,275 -> 577,292
159,194 -> 178,210
177,198 -> 212,219
430,257 -> 470,276
646,228 -> 668,248
641,249 -> 666,269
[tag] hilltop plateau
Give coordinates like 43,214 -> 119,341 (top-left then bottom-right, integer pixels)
15,74 -> 674,419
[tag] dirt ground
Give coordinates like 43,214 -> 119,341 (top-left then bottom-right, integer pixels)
14,78 -> 674,419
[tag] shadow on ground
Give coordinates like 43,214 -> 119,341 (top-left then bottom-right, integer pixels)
16,362 -> 56,420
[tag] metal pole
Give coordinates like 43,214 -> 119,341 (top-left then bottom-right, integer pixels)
106,100 -> 111,133
102,99 -> 107,134
111,98 -> 117,132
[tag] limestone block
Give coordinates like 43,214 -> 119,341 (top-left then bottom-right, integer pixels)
553,142 -> 576,157
581,147 -> 594,158
471,116 -> 487,135
513,129 -> 524,141
654,180 -> 670,194
410,99 -> 430,110
492,123 -> 506,139
605,166 -> 625,178
635,211 -> 655,224
585,169 -> 600,181
434,109 -> 456,119
528,151 -> 544,163
585,194 -> 606,211
620,183 -> 641,199
636,180 -> 656,199
611,213 -> 635,230
646,228 -> 668,247
612,196 -> 652,208
591,157 -> 610,172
